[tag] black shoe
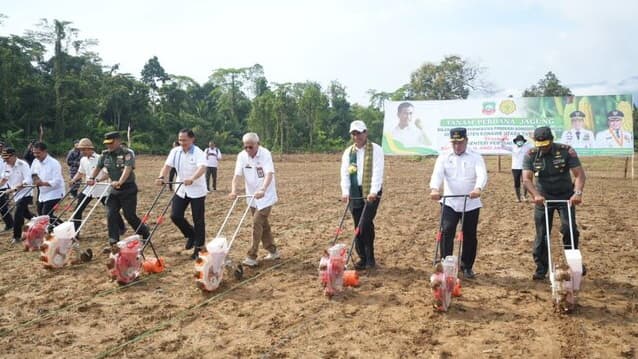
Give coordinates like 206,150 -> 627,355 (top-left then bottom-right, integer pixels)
532,272 -> 546,281
4,226 -> 13,232
190,247 -> 201,260
582,264 -> 587,276
354,260 -> 366,270
80,249 -> 93,262
185,237 -> 194,250
119,228 -> 126,236
463,268 -> 476,279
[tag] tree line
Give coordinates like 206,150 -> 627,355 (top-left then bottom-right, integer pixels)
2,17 -> 633,155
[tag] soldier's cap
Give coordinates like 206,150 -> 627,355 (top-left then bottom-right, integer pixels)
77,138 -> 94,149
569,110 -> 586,120
1,147 -> 16,159
513,134 -> 527,143
103,131 -> 121,144
349,120 -> 367,134
607,110 -> 624,120
533,126 -> 554,147
449,127 -> 467,142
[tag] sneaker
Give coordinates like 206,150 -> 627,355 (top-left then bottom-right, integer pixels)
242,257 -> 258,267
264,250 -> 280,260
10,237 -> 22,245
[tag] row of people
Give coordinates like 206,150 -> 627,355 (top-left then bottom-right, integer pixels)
0,122 -> 586,281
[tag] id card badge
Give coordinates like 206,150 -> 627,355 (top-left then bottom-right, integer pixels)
256,167 -> 265,178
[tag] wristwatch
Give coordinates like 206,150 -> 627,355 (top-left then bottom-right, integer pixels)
574,190 -> 583,196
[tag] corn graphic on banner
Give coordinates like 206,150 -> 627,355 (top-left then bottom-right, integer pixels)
382,94 -> 634,156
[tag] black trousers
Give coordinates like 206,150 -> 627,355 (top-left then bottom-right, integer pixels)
171,194 -> 206,249
206,167 -> 218,190
106,183 -> 149,244
0,191 -> 14,229
350,193 -> 381,266
13,196 -> 34,239
37,198 -> 62,225
533,201 -> 579,275
73,193 -> 124,234
168,168 -> 177,191
440,205 -> 480,270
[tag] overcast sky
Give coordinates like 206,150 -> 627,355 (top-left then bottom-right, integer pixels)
2,0 -> 637,104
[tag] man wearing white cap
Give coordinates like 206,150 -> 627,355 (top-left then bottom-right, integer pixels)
340,120 -> 384,270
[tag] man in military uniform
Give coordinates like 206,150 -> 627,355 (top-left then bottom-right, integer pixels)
522,126 -> 586,280
595,110 -> 633,148
87,131 -> 149,250
560,111 -> 594,148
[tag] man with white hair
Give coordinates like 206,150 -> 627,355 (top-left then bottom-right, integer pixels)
229,132 -> 279,267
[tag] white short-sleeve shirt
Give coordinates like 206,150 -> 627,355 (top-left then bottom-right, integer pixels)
165,145 -> 208,199
234,146 -> 277,210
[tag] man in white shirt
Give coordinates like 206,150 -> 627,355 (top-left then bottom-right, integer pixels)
30,142 -> 66,224
340,120 -> 384,270
501,134 -> 534,202
0,140 -> 15,232
595,110 -> 633,148
560,111 -> 594,148
229,132 -> 279,267
157,129 -> 208,260
1,147 -> 34,243
390,102 -> 431,147
205,141 -> 222,191
429,128 -> 488,279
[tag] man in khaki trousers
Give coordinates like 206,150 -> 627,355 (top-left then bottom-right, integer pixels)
229,132 -> 279,267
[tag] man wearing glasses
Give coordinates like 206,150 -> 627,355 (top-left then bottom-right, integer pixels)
340,120 -> 384,270
229,132 -> 279,267
595,110 -> 633,148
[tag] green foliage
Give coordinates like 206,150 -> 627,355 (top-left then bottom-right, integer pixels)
523,71 -> 572,97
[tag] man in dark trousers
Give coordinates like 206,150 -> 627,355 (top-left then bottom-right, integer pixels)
429,128 -> 487,279
522,126 -> 586,280
88,131 -> 149,252
157,129 -> 207,259
340,120 -> 384,270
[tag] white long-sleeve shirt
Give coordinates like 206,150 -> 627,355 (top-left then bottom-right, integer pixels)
31,155 -> 66,202
340,142 -> 384,196
429,148 -> 488,212
2,159 -> 33,202
502,142 -> 534,170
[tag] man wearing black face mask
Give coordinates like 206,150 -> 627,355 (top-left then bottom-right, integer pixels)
522,126 -> 586,281
501,134 -> 534,202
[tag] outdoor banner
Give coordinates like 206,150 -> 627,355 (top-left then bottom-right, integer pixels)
382,94 -> 634,156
